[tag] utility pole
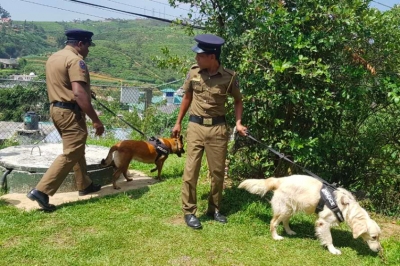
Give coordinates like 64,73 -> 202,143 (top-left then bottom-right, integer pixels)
144,88 -> 153,111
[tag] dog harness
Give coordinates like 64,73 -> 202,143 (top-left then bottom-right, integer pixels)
148,137 -> 170,162
315,184 -> 345,223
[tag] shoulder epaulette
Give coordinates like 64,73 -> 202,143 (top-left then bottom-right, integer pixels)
223,68 -> 235,76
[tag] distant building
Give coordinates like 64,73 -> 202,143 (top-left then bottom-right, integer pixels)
161,88 -> 176,105
9,72 -> 37,81
0,58 -> 18,69
0,18 -> 11,24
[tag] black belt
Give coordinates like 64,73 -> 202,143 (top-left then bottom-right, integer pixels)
52,101 -> 81,111
189,115 -> 225,126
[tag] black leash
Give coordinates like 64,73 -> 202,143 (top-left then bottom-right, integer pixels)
91,92 -> 147,138
245,131 -> 337,190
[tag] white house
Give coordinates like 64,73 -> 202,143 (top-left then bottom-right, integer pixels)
10,72 -> 37,81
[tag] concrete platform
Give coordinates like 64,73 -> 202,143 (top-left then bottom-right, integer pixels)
0,143 -> 115,193
0,172 -> 157,211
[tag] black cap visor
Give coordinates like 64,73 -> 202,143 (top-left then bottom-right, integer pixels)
191,43 -> 220,54
192,44 -> 205,53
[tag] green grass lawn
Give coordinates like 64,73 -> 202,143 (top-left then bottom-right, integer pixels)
0,153 -> 399,265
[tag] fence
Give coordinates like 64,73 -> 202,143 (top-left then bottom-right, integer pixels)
0,79 -> 183,147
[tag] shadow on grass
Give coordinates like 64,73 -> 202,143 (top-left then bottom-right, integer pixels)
329,227 -> 381,256
128,160 -> 184,181
0,198 -> 9,207
159,169 -> 184,180
198,185 -> 274,223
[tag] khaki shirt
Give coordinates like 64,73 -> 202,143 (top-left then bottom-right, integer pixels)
46,45 -> 91,103
182,64 -> 242,117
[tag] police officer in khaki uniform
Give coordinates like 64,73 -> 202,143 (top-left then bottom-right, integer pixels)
27,29 -> 105,212
172,34 -> 247,229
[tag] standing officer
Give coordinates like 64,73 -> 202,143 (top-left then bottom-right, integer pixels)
172,34 -> 247,229
27,29 -> 105,212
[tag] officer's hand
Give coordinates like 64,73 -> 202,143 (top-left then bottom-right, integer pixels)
236,124 -> 247,136
93,121 -> 104,136
171,123 -> 181,138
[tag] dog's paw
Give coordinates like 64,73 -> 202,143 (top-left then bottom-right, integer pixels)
126,178 -> 133,182
272,235 -> 284,241
286,230 -> 297,235
327,245 -> 342,255
113,186 -> 121,190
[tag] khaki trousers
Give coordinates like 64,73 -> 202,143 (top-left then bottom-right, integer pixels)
182,122 -> 229,215
36,106 -> 92,196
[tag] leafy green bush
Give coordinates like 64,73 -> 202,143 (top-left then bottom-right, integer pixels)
168,0 -> 400,217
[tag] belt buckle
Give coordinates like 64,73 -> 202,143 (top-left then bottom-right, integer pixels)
203,118 -> 212,126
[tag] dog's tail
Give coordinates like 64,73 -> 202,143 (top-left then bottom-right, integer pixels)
238,178 -> 281,197
100,144 -> 119,167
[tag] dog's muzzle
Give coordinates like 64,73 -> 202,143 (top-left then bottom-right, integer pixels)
176,148 -> 185,157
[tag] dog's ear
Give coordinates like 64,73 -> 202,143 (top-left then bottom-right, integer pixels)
352,218 -> 368,239
340,195 -> 350,205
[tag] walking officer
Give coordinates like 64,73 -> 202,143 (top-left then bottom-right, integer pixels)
172,34 -> 247,229
27,29 -> 105,211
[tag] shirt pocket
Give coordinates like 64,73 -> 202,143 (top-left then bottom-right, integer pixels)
191,80 -> 202,93
209,85 -> 228,104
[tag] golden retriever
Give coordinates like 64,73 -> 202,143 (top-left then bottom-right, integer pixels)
238,174 -> 382,255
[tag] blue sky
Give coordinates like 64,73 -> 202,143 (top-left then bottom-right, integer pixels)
370,0 -> 399,10
0,0 -> 398,22
1,0 -> 195,21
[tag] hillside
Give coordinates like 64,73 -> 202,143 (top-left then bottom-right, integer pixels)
0,22 -> 53,59
1,19 -> 196,86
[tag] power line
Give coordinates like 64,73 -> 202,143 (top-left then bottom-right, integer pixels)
17,0 -> 108,20
65,0 -> 205,29
104,0 -> 179,19
144,0 -> 191,12
371,0 -> 394,9
61,0 -> 142,20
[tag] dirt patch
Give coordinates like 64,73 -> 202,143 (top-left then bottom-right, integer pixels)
379,220 -> 400,240
169,214 -> 185,226
168,256 -> 199,266
1,236 -> 22,248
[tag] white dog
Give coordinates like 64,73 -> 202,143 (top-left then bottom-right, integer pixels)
238,175 -> 382,255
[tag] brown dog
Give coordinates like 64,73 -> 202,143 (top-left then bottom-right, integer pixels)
101,135 -> 185,189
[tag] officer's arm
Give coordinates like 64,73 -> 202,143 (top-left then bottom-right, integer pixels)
176,91 -> 192,125
231,75 -> 247,136
172,90 -> 192,137
71,81 -> 101,124
233,98 -> 247,136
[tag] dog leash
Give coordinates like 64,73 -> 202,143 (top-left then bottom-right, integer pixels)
91,92 -> 147,138
244,131 -> 344,222
245,131 -> 338,191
